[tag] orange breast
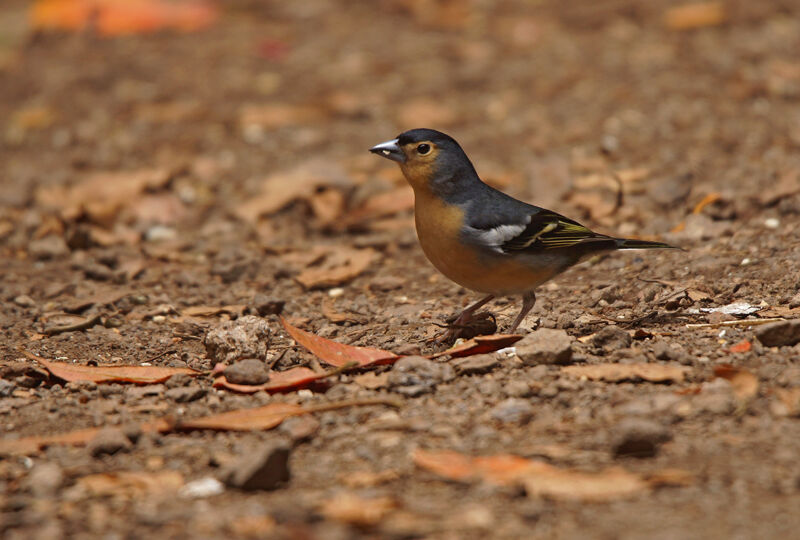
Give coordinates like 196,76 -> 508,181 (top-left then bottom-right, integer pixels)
413,190 -> 556,295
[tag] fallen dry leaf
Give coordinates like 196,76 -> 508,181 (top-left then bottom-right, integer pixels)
212,367 -> 335,394
521,466 -> 649,502
714,365 -> 759,401
561,363 -> 690,383
321,298 -> 367,324
727,340 -> 752,354
70,470 -> 184,500
35,168 -> 171,227
413,449 -> 539,485
319,492 -> 398,526
281,316 -> 399,368
27,353 -> 200,384
664,2 -> 726,31
295,247 -> 380,289
0,400 -> 399,455
413,449 -> 660,502
338,187 -> 415,230
234,161 -> 352,223
176,402 -> 307,431
181,305 -> 247,318
31,0 -> 218,36
432,334 -> 522,359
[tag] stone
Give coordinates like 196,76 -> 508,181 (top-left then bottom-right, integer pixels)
204,315 -> 270,362
251,295 -> 285,316
222,443 -> 291,491
516,328 -> 573,365
165,385 -> 206,403
0,379 -> 15,397
24,462 -> 63,496
224,359 -> 270,385
87,427 -> 133,457
692,390 -> 736,416
489,398 -> 534,424
591,326 -> 632,353
611,418 -> 671,458
387,356 -> 455,396
755,320 -> 800,347
452,354 -> 500,376
28,235 -> 69,260
13,295 -> 35,308
279,415 -> 320,443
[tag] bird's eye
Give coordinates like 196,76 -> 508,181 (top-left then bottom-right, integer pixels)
417,143 -> 431,155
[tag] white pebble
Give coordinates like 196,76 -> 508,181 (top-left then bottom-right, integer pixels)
152,315 -> 166,323
296,389 -> 313,398
740,258 -> 752,266
764,218 -> 780,229
328,288 -> 345,298
179,477 -> 225,498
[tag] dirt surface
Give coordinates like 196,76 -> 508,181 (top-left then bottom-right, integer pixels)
2,1 -> 800,538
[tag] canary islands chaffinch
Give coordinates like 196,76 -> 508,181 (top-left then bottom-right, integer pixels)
370,128 -> 676,338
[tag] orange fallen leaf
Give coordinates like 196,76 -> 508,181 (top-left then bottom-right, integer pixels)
413,449 -> 539,485
413,449 -> 656,502
713,365 -> 758,401
561,363 -> 690,383
338,187 -> 415,230
0,420 -> 168,455
431,334 -> 522,359
212,367 -> 334,394
295,247 -> 380,289
27,353 -> 200,384
181,305 -> 247,318
281,316 -> 399,368
664,2 -> 726,31
234,161 -> 352,223
0,399 -> 398,455
31,0 -> 218,36
176,402 -> 307,431
176,398 -> 400,431
727,340 -> 751,354
34,168 -> 171,227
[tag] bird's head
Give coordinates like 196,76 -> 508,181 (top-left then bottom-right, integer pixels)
370,128 -> 477,194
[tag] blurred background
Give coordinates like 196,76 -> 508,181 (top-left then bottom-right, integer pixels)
2,0 -> 799,261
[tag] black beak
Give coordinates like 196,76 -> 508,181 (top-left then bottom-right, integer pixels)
369,138 -> 406,163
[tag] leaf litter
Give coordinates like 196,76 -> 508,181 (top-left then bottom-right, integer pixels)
412,449 -> 690,502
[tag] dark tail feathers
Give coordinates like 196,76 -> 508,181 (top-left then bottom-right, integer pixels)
615,238 -> 680,250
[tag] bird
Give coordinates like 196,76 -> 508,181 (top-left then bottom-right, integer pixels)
370,128 -> 677,340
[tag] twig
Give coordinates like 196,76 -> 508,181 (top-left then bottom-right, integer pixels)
267,347 -> 290,370
172,332 -> 202,341
41,314 -> 103,336
304,396 -> 403,413
685,318 -> 785,329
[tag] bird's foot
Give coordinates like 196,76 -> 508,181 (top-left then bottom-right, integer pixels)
431,310 -> 497,345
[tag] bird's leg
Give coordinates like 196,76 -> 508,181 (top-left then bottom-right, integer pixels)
434,294 -> 495,343
452,294 -> 495,326
507,291 -> 536,333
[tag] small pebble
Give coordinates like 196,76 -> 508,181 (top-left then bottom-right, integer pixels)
87,427 -> 133,457
489,398 -> 534,424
